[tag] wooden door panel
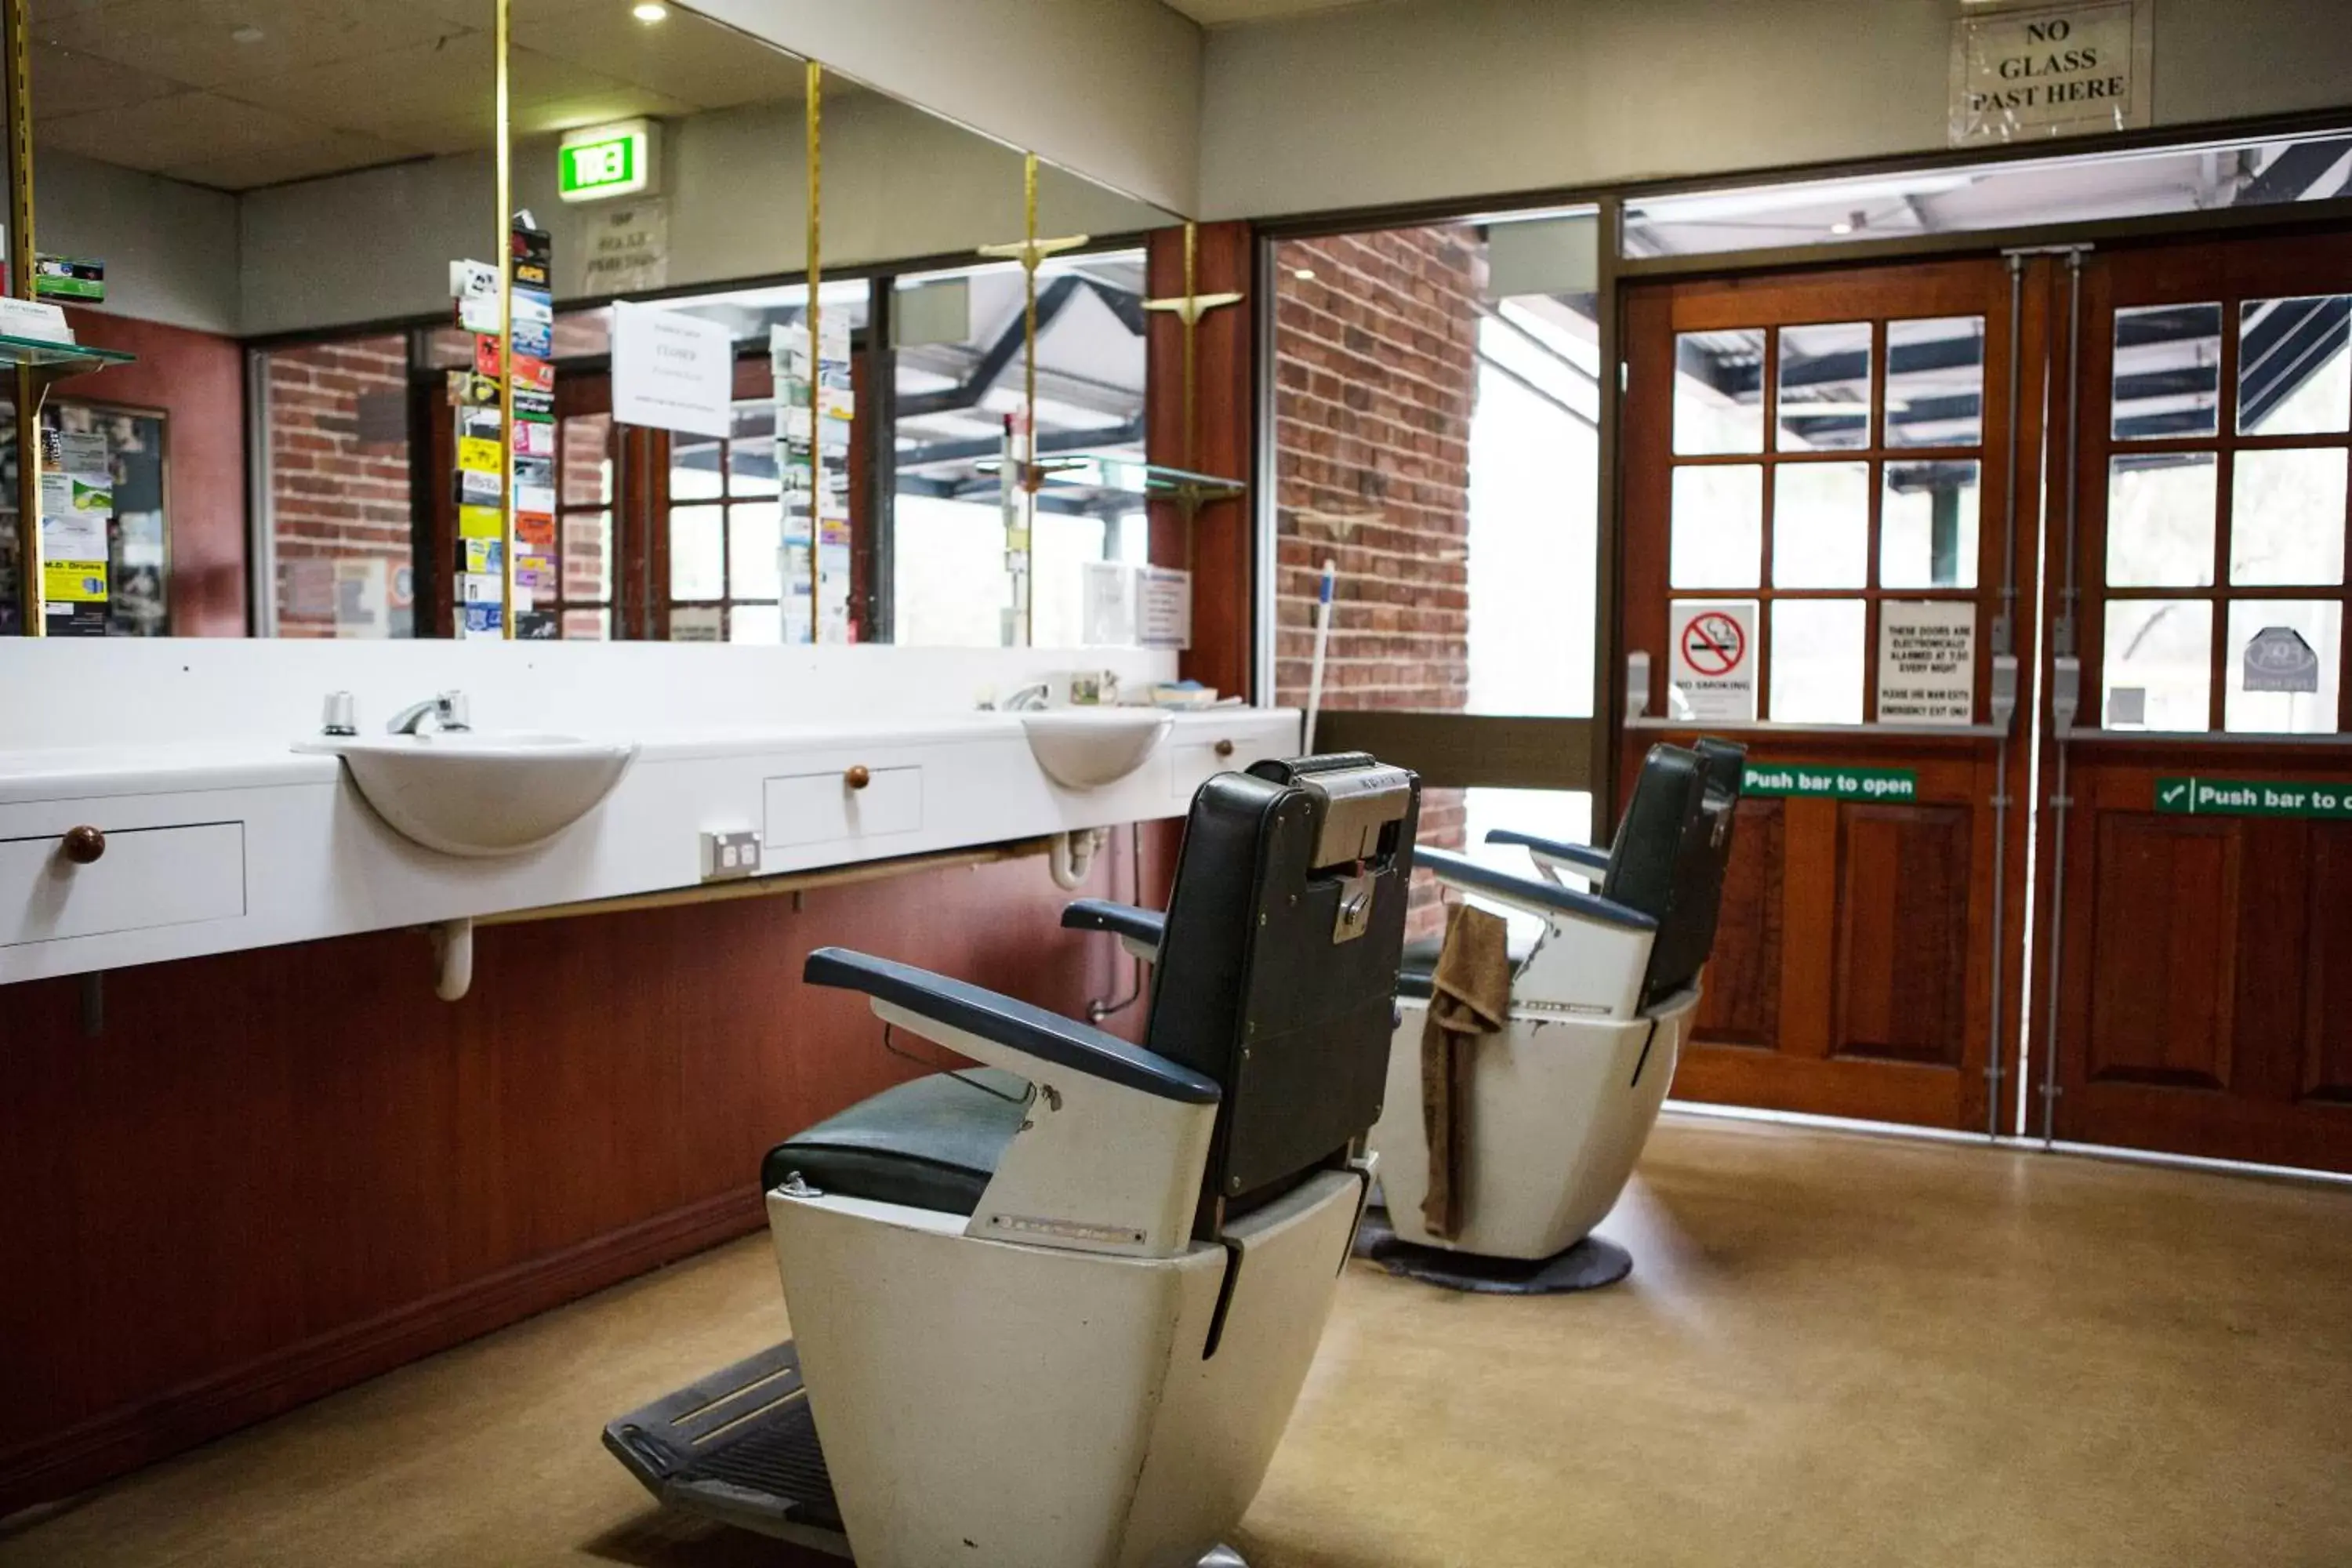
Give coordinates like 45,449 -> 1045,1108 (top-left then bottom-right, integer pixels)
2302,824 -> 2352,1105
1695,798 -> 1782,1047
1834,804 -> 1970,1066
2084,815 -> 2239,1091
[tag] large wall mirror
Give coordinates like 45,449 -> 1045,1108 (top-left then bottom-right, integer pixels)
0,0 -> 1180,646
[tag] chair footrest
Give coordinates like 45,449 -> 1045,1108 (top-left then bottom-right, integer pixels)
602,1340 -> 849,1556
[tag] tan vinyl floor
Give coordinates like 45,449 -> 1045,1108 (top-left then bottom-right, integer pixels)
6,1114 -> 2352,1568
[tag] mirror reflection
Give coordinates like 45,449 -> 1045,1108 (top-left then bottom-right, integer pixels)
4,0 -> 1180,646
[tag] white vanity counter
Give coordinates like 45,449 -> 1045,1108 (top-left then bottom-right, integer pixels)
0,641 -> 1300,986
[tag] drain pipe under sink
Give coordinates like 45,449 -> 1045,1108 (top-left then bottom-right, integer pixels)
1048,829 -> 1107,891
430,917 -> 474,1001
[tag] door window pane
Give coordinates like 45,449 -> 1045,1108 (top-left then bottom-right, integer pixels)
1771,461 -> 1869,587
2113,303 -> 2220,441
729,603 -> 784,644
728,402 -> 783,495
2224,600 -> 2340,734
2238,296 -> 2351,437
670,505 -> 724,600
1882,459 -> 1981,589
2107,454 -> 2217,587
1670,464 -> 1762,588
1886,317 -> 1985,449
1674,329 -> 1764,455
1768,598 -> 1865,724
670,437 -> 725,500
2229,448 -> 2347,586
1776,322 -> 1870,452
2103,599 -> 2212,730
730,502 -> 784,600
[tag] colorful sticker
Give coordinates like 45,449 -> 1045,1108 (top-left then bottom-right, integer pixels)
514,511 -> 556,549
457,435 -> 502,474
459,503 -> 504,539
511,354 -> 554,394
515,420 -> 556,458
42,560 -> 107,602
463,537 -> 503,574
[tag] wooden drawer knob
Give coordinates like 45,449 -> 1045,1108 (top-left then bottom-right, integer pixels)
61,825 -> 106,865
844,765 -> 872,790
1214,739 -> 1235,758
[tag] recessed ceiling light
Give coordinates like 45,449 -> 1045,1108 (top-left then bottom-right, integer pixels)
230,23 -> 264,42
632,2 -> 669,20
1292,267 -> 1316,281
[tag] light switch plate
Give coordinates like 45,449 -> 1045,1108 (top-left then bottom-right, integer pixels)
700,829 -> 762,881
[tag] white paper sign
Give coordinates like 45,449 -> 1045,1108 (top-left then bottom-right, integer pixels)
611,299 -> 731,437
1668,601 -> 1756,722
1138,566 -> 1192,651
1878,601 -> 1977,724
579,200 -> 669,297
1949,1 -> 2148,147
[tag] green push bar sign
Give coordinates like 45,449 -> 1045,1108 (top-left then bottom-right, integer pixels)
2155,777 -> 2352,819
1743,764 -> 1919,802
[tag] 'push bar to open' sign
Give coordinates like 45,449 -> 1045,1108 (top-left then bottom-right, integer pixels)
2155,778 -> 2352,819
1742,764 -> 1918,803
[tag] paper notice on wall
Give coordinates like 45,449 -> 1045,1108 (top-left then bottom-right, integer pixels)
1877,601 -> 1976,724
1668,601 -> 1756,722
1948,0 -> 2149,147
612,299 -> 731,437
333,557 -> 389,638
1138,565 -> 1192,651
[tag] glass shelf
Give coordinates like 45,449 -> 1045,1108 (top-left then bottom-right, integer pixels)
0,334 -> 137,372
979,449 -> 1247,504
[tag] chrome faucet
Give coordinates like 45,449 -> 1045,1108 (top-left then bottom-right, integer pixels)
1002,682 -> 1053,712
387,690 -> 471,735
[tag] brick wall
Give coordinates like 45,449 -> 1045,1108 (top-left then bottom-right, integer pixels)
267,336 -> 412,638
1270,227 -> 1484,933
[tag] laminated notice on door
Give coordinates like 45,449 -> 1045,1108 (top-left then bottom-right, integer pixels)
1668,601 -> 1756,722
1878,601 -> 1976,724
1138,566 -> 1191,651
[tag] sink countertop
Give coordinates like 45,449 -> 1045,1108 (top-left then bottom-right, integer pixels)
0,707 -> 1294,807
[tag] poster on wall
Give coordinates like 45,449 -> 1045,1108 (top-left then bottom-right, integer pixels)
614,301 -> 731,437
1948,0 -> 2150,147
1877,601 -> 1976,724
1666,601 -> 1757,722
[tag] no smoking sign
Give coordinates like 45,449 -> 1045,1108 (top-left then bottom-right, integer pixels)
1669,601 -> 1757,722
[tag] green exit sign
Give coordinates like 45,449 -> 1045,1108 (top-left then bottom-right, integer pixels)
558,118 -> 657,202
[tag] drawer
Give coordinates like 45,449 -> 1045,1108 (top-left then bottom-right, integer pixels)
2,821 -> 246,947
1171,735 -> 1276,800
764,765 -> 924,849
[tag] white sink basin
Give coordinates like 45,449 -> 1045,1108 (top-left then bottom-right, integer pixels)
1020,709 -> 1174,790
312,731 -> 637,857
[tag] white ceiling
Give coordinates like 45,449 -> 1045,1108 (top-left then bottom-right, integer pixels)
28,0 -> 808,191
1159,0 -> 1382,26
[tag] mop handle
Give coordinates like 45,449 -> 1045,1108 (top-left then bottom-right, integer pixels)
1304,558 -> 1336,753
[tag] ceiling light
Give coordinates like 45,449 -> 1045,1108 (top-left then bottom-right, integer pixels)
632,2 -> 670,20
1292,267 -> 1316,281
230,24 -> 263,42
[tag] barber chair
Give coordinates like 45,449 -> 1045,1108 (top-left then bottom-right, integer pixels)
1367,740 -> 1743,1274
1065,740 -> 1744,1283
604,753 -> 1419,1568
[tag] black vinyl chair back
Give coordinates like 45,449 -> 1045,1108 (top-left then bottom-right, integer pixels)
1143,752 -> 1420,1237
1601,741 -> 1746,1008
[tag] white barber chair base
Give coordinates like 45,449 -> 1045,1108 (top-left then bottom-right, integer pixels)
1370,986 -> 1699,1264
607,1165 -> 1366,1568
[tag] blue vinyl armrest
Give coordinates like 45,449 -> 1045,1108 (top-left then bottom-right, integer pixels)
1417,847 -> 1658,934
1061,898 -> 1167,949
804,946 -> 1219,1105
1485,828 -> 1613,876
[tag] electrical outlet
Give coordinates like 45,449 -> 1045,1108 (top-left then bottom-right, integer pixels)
700,829 -> 762,881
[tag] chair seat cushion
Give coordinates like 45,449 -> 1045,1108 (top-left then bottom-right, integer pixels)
1395,928 -> 1539,1002
761,1069 -> 1029,1217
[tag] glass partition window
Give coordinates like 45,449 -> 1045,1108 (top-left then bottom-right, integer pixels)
2099,293 -> 2352,732
1668,315 -> 1987,722
669,399 -> 786,643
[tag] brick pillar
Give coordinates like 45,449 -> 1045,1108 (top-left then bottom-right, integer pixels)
1269,227 -> 1483,936
267,336 -> 412,638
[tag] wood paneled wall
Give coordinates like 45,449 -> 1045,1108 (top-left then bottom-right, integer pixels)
0,835 -> 1171,1515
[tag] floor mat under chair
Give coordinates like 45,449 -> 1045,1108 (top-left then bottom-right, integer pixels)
1351,1206 -> 1633,1294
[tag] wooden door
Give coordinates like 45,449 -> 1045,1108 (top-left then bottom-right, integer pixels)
2034,231 -> 2352,1173
1620,257 -> 2046,1132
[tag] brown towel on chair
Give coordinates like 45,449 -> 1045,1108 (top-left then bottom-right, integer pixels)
1420,901 -> 1512,1240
